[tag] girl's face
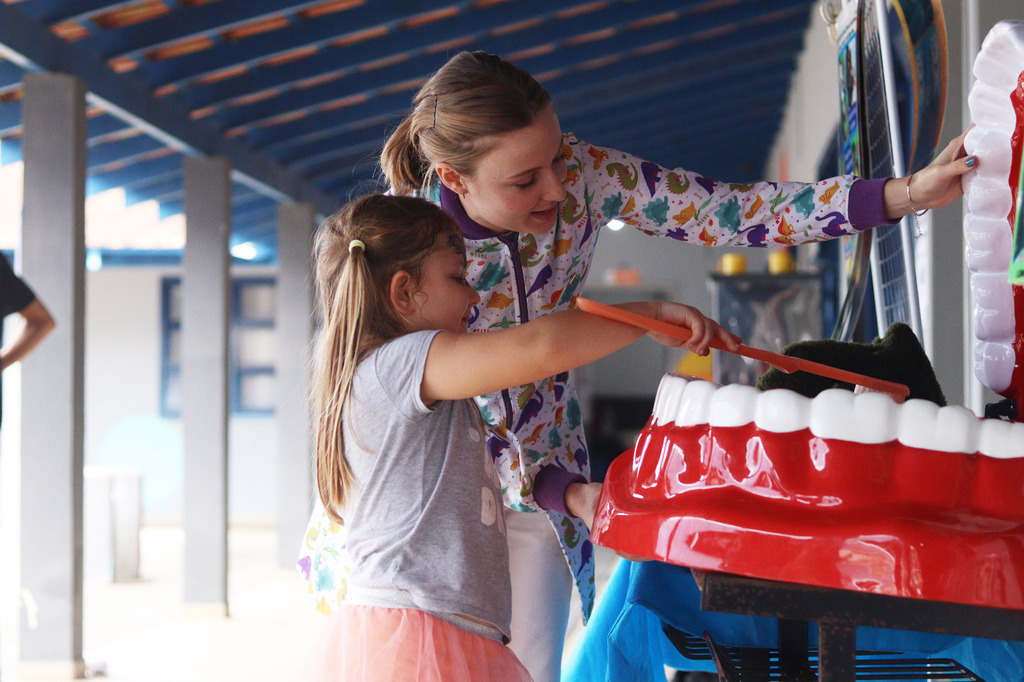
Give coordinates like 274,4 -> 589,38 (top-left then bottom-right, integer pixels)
449,107 -> 568,236
407,244 -> 481,334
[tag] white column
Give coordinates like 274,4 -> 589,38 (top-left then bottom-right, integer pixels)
182,156 -> 231,615
275,202 -> 317,568
19,72 -> 87,680
921,0 -> 968,407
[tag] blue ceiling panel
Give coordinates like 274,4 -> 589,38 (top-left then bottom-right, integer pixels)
140,2 -> 396,87
1,0 -> 822,261
11,0 -> 132,23
0,60 -> 25,92
93,0 -> 329,60
0,101 -> 22,137
89,154 -> 183,191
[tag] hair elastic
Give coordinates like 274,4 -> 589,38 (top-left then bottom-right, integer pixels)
349,239 -> 365,253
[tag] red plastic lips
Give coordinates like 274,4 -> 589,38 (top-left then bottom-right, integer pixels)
591,413 -> 1024,610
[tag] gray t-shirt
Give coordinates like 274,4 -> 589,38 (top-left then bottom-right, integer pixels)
341,330 -> 511,642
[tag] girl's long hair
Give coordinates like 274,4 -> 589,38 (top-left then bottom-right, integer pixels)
380,51 -> 552,195
313,194 -> 462,523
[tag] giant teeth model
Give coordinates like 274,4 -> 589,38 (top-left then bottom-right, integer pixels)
590,21 -> 1024,612
592,375 -> 1024,609
963,20 -> 1024,402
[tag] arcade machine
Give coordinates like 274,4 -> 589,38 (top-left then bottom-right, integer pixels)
575,5 -> 1024,682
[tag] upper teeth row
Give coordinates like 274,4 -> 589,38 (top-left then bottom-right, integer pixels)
651,375 -> 1024,459
963,20 -> 1024,394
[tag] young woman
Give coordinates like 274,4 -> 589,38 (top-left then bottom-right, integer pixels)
302,51 -> 977,681
302,193 -> 736,681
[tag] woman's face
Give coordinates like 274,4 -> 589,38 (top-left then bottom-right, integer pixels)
452,107 -> 568,236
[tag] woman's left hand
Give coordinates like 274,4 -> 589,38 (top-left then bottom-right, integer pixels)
885,126 -> 977,219
565,481 -> 603,530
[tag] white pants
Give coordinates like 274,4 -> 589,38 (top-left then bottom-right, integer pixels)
505,507 -> 574,682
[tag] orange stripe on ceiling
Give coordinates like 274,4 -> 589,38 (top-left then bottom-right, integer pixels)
400,7 -> 459,30
490,18 -> 542,37
470,0 -> 515,8
316,93 -> 368,112
632,39 -> 680,57
425,36 -> 475,54
51,22 -> 89,41
331,26 -> 389,48
294,72 -> 344,89
146,36 -> 214,61
223,15 -> 289,41
357,54 -> 410,73
575,54 -> 621,71
564,28 -> 616,47
262,46 -> 319,68
299,0 -> 364,20
555,2 -> 608,20
376,78 -> 424,97
626,12 -> 679,31
505,45 -> 555,62
229,89 -> 280,107
108,56 -> 140,73
92,1 -> 170,29
193,65 -> 248,86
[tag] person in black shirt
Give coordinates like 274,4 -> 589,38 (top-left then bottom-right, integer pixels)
1,253 -> 55,427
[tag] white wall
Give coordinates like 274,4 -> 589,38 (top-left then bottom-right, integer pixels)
766,6 -> 842,183
84,266 -> 278,522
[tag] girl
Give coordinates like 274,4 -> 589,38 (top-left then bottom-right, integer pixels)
301,51 -> 977,681
302,193 -> 737,681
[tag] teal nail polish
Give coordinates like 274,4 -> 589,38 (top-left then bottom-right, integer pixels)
966,156 -> 976,167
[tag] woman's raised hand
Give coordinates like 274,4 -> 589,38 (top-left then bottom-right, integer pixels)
886,126 -> 978,219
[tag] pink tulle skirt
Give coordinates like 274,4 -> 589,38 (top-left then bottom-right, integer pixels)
303,604 -> 533,681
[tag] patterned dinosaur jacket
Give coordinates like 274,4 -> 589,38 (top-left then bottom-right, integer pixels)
299,131 -> 873,622
443,132 -> 868,621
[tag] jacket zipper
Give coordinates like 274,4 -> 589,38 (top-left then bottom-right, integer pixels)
498,231 -> 527,426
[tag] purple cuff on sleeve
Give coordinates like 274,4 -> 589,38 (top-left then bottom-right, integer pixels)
533,465 -> 587,516
848,177 -> 897,231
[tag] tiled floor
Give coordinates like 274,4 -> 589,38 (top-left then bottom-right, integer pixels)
2,524 -> 324,681
1,523 -> 622,682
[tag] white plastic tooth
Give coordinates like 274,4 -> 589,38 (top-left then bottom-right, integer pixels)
963,176 -> 1013,218
974,305 -> 1016,343
653,374 -> 689,426
965,126 -> 1012,176
965,214 -> 1012,274
708,384 -> 760,427
809,389 -> 897,444
966,84 -> 1015,131
976,21 -> 1024,85
673,379 -> 718,427
977,417 -> 1024,459
810,389 -> 855,441
971,272 -> 1016,341
754,388 -> 811,433
974,341 -> 1014,394
897,400 -> 978,453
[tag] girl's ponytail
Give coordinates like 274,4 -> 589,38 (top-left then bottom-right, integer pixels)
313,232 -> 368,523
311,194 -> 462,523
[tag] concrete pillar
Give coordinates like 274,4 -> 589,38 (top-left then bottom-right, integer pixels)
920,0 -> 968,407
275,203 -> 316,569
182,156 -> 231,615
19,72 -> 87,679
